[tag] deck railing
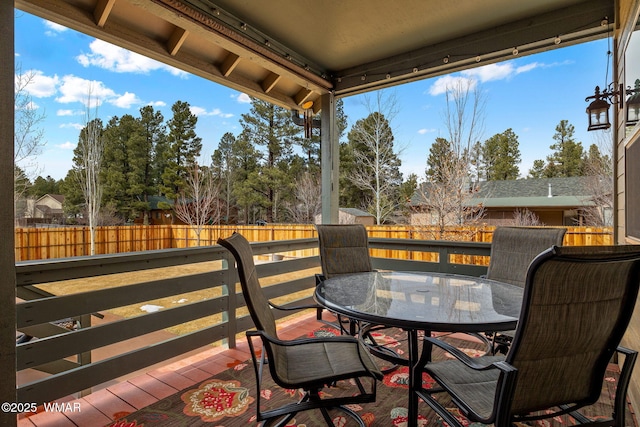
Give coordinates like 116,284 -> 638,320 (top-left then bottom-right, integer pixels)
16,237 -> 491,404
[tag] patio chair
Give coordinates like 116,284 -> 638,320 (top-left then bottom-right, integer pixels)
485,226 -> 567,287
485,226 -> 566,352
218,232 -> 382,427
417,245 -> 640,427
315,224 -> 374,335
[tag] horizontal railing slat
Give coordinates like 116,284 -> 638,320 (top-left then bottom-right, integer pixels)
17,295 -> 229,370
17,323 -> 229,404
17,271 -> 225,327
15,245 -> 227,285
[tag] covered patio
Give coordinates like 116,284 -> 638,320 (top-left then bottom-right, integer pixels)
2,1 -> 640,426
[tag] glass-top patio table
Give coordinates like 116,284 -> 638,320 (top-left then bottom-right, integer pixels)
315,270 -> 523,427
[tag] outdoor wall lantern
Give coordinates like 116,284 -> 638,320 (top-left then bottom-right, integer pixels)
626,79 -> 640,127
585,80 -> 640,131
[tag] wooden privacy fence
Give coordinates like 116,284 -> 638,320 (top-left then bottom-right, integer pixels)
14,224 -> 613,262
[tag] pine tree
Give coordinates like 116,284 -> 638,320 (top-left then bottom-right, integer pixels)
101,114 -> 139,221
547,120 -> 584,177
426,137 -> 454,182
211,132 -> 237,223
131,106 -> 165,224
528,160 -> 547,178
480,128 -> 521,180
230,132 -> 262,224
530,120 -> 584,178
239,98 -> 299,222
160,101 -> 202,203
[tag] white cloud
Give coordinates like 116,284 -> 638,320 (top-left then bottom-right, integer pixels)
462,63 -> 515,82
77,39 -> 187,77
148,100 -> 166,107
56,75 -> 116,107
418,128 -> 436,135
56,109 -> 82,116
428,75 -> 476,96
428,60 -> 545,96
236,93 -> 251,103
44,20 -> 67,36
190,105 -> 234,118
24,72 -> 139,110
109,91 -> 141,108
190,106 -> 207,116
17,70 -> 59,98
60,122 -> 84,130
57,141 -> 76,149
515,63 -> 540,74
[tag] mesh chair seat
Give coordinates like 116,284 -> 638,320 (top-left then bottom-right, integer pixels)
425,355 -> 504,420
276,338 -> 381,388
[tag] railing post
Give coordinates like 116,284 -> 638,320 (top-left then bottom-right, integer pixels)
221,253 -> 237,349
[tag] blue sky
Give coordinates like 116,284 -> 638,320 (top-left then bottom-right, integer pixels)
14,10 -> 639,182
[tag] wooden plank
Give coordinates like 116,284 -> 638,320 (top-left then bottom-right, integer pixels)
17,271 -> 226,327
17,324 -> 229,404
17,296 -> 228,370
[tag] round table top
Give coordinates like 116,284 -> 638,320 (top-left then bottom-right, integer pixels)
315,271 -> 523,333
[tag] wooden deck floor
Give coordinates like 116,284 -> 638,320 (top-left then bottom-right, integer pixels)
17,312 -> 325,427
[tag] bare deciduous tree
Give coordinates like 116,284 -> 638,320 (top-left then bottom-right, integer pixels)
286,172 -> 322,224
413,79 -> 486,238
581,131 -> 613,226
414,161 -> 485,239
349,91 -> 403,224
14,65 -> 46,220
512,208 -> 543,226
73,89 -> 103,255
174,163 -> 221,246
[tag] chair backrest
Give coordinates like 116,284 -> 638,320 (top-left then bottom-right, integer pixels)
486,226 -> 566,287
218,233 -> 278,338
506,245 -> 640,415
316,224 -> 373,279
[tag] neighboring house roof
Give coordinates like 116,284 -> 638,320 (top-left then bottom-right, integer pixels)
35,194 -> 65,205
471,177 -> 597,208
339,208 -> 374,217
147,195 -> 174,210
412,177 -> 602,209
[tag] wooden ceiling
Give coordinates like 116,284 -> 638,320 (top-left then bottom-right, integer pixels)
16,0 -> 618,112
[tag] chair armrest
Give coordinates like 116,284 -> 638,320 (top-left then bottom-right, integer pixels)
268,300 -> 321,312
249,329 -> 360,347
424,336 -> 505,371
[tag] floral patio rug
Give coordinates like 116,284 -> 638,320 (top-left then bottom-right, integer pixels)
106,327 -> 631,427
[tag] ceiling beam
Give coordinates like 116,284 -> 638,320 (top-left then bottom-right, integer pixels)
333,0 -> 615,96
294,88 -> 312,107
261,72 -> 281,93
220,52 -> 240,77
94,0 -> 116,28
167,27 -> 188,56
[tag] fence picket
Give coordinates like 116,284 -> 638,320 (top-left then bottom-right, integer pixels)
13,225 -> 612,261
